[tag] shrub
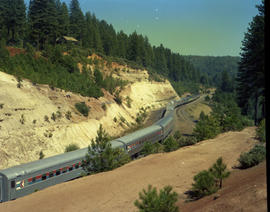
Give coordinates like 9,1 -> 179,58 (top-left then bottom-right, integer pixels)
209,157 -> 230,188
193,115 -> 221,141
134,185 -> 179,212
126,96 -> 132,108
51,112 -> 56,121
16,76 -> 23,88
65,143 -> 80,152
190,170 -> 218,199
256,119 -> 265,142
173,130 -> 182,140
39,151 -> 45,159
101,103 -> 107,111
56,110 -> 62,118
179,136 -> 197,147
44,115 -> 49,122
75,102 -> 89,117
65,111 -> 72,120
114,91 -> 122,105
141,142 -> 154,156
163,136 -> 179,152
238,144 -> 266,169
20,114 -> 25,124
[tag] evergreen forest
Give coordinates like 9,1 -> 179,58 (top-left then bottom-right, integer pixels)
0,0 -> 265,124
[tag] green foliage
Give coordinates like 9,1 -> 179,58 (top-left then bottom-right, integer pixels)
188,158 -> 230,200
209,157 -> 230,188
83,125 -> 130,173
16,76 -> 22,88
65,111 -> 72,120
238,144 -> 266,169
163,136 -> 179,152
141,142 -> 163,156
39,150 -> 45,159
20,114 -> 25,124
44,115 -> 49,122
75,102 -> 89,117
256,119 -> 265,142
114,90 -> 122,105
126,96 -> 132,108
134,185 -> 179,212
101,103 -> 107,111
184,55 -> 240,88
193,90 -> 254,142
190,170 -> 218,199
51,112 -> 57,121
193,114 -> 221,141
173,130 -> 182,140
236,1 -> 265,124
65,143 -> 80,152
178,136 -> 197,148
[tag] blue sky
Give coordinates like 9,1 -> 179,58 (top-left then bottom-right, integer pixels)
26,0 -> 261,56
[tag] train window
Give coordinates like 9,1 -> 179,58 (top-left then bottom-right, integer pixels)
11,180 -> 15,188
49,172 -> 54,178
42,174 -> 47,181
56,170 -> 61,176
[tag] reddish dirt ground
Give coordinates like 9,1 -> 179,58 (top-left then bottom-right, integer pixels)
179,161 -> 267,212
0,126 -> 265,212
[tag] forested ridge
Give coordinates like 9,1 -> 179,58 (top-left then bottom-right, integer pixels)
0,0 -> 265,124
183,56 -> 240,88
0,0 -> 203,95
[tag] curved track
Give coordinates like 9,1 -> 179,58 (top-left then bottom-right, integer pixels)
173,95 -> 203,136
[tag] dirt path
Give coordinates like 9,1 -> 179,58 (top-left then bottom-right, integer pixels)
0,127 -> 260,212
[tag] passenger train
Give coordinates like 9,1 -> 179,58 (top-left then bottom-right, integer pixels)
0,95 -> 199,202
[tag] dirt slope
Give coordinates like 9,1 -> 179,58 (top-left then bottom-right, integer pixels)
0,68 -> 178,169
0,127 -> 264,212
179,161 -> 267,212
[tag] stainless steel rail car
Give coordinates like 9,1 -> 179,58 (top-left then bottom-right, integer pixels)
0,95 -> 199,202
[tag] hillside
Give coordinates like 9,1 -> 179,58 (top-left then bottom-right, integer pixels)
0,126 -> 265,212
0,60 -> 179,170
183,55 -> 240,87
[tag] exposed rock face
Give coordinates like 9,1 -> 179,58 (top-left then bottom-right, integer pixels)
0,69 -> 178,169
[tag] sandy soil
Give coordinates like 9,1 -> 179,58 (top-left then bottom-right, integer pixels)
0,126 -> 262,212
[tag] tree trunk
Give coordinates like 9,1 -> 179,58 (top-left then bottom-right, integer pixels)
254,92 -> 258,125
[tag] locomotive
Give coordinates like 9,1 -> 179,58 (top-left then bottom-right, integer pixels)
0,95 -> 199,202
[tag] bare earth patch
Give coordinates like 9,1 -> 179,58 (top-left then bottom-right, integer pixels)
0,127 -> 263,212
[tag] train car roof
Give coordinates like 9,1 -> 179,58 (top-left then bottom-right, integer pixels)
155,115 -> 173,126
117,125 -> 161,144
110,140 -> 125,148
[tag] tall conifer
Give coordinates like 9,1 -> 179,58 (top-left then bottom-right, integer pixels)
236,0 -> 264,124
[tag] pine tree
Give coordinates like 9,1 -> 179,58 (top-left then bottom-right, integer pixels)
82,125 -> 130,173
134,185 -> 179,212
209,157 -> 230,188
28,0 -> 58,49
69,0 -> 85,41
236,0 -> 265,124
4,0 -> 26,44
56,0 -> 69,37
